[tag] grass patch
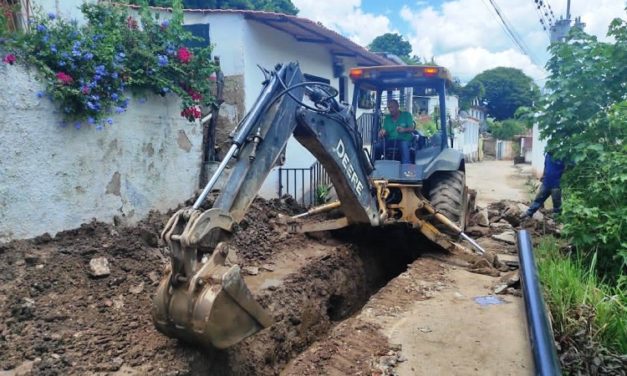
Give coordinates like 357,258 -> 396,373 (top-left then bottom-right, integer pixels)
535,236 -> 626,373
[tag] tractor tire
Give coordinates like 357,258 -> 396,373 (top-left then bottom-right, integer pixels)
427,170 -> 468,236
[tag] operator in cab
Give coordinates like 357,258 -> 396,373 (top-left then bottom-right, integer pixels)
377,99 -> 415,164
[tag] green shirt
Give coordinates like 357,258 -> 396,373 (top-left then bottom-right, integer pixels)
383,111 -> 415,141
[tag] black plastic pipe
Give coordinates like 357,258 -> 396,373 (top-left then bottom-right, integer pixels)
517,230 -> 562,376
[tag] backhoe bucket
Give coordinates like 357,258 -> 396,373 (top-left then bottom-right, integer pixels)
152,242 -> 273,349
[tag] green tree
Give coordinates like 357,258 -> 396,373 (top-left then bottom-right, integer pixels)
130,0 -> 298,14
367,33 -> 412,59
256,0 -> 298,14
466,67 -> 539,120
513,106 -> 534,127
487,119 -> 525,140
458,80 -> 485,110
539,18 -> 627,279
402,55 -> 422,65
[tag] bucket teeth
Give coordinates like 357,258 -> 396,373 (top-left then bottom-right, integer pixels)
153,239 -> 272,349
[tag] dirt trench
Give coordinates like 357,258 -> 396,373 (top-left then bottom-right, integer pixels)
0,198 -> 425,376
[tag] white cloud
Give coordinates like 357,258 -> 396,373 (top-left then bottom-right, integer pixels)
292,0 -> 394,46
399,0 -> 625,83
437,47 -> 548,83
293,0 -> 625,84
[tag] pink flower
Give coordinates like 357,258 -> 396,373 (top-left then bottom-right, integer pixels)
176,47 -> 192,64
186,88 -> 202,101
3,54 -> 16,65
181,106 -> 201,120
55,72 -> 73,85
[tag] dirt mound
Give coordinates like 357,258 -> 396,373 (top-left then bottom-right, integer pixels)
0,198 -> 308,375
0,197 -> 417,376
0,211 -> 181,375
1,195 -> 544,375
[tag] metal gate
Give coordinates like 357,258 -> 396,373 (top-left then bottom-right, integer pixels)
278,161 -> 331,207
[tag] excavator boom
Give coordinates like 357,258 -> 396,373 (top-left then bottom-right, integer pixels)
153,63 -> 379,349
152,62 -> 484,349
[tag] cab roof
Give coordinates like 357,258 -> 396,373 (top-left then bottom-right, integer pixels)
349,65 -> 453,91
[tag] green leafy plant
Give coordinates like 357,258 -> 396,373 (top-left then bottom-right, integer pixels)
314,184 -> 331,205
538,17 -> 627,279
1,2 -> 19,36
2,0 -> 217,128
414,113 -> 438,137
487,118 -> 525,141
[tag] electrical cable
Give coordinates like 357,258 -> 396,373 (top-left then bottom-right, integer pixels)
533,0 -> 553,37
481,0 -> 540,66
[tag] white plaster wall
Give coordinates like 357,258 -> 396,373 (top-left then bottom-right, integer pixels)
33,0 -> 94,23
531,123 -> 547,178
454,119 -> 480,162
184,13 -> 246,77
427,95 -> 459,118
0,64 -> 203,242
241,21 -> 349,199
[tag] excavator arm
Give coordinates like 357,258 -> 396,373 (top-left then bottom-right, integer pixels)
152,62 -> 380,349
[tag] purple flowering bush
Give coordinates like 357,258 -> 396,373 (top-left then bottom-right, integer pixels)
4,0 -> 217,127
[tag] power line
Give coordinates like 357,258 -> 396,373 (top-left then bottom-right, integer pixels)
533,0 -> 552,37
532,0 -> 559,38
481,0 -> 540,66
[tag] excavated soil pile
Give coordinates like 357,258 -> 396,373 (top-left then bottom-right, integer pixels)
0,198 -> 417,376
0,210 -> 195,376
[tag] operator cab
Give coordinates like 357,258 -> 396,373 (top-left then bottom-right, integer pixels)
349,65 -> 454,183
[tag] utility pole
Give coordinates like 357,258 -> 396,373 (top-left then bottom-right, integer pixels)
549,0 -> 585,42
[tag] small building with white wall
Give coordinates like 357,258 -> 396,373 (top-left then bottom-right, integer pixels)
174,9 -> 394,198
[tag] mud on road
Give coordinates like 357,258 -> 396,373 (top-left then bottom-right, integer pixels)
0,198 -> 427,376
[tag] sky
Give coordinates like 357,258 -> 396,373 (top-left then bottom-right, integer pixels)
291,0 -> 626,84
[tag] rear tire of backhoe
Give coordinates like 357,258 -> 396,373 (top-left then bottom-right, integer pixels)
427,170 -> 468,237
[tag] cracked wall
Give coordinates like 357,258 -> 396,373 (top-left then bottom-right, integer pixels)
0,64 -> 203,242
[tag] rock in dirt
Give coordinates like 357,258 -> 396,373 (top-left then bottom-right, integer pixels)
89,257 -> 111,277
129,282 -> 144,295
491,231 -> 516,245
1,360 -> 34,376
490,220 -> 512,230
23,253 -> 40,265
502,204 -> 524,226
261,264 -> 275,272
243,266 -> 259,275
148,271 -> 161,285
471,208 -> 490,227
500,271 -> 520,286
494,271 -> 520,294
465,226 -> 491,237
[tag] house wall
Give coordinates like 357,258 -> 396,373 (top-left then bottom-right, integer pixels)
531,123 -> 547,178
453,119 -> 480,162
180,13 -> 363,201
427,95 -> 459,118
0,64 -> 203,242
241,20 -> 360,199
31,0 -> 93,22
495,140 -> 516,160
